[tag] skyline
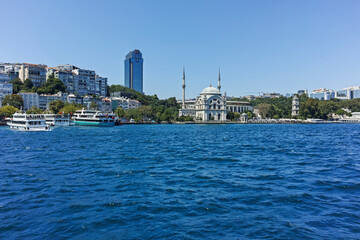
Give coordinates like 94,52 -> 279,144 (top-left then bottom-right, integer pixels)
1,0 -> 360,99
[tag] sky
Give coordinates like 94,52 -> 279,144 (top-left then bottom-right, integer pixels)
1,0 -> 360,99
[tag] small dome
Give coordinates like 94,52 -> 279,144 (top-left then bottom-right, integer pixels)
201,86 -> 221,95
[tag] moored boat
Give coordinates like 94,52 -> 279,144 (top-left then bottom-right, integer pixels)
45,114 -> 70,126
7,113 -> 52,131
72,109 -> 117,127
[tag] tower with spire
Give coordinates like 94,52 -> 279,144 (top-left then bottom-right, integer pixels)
182,67 -> 186,108
218,68 -> 221,91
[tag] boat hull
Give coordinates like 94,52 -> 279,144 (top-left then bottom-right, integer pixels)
73,121 -> 115,127
8,124 -> 51,131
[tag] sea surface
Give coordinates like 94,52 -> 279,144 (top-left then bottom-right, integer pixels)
1,124 -> 360,239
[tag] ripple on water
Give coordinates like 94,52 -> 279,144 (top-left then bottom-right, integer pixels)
0,124 -> 360,239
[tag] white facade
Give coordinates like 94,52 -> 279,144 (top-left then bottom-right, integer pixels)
335,86 -> 360,100
226,101 -> 253,113
39,92 -> 68,110
19,63 -> 47,87
110,97 -> 141,110
179,70 -> 254,122
19,92 -> 40,111
309,88 -> 335,100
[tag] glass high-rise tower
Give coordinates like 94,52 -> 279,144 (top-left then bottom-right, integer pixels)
124,49 -> 143,93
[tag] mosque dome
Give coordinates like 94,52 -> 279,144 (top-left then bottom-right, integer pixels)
201,86 -> 221,95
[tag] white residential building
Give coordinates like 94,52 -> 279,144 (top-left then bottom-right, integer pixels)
19,63 -> 47,87
19,92 -> 39,111
39,92 -> 68,110
110,97 -> 141,111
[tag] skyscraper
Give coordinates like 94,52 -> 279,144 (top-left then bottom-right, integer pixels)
124,49 -> 143,93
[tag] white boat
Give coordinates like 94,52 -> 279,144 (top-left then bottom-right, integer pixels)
7,112 -> 52,131
72,109 -> 117,127
45,114 -> 70,126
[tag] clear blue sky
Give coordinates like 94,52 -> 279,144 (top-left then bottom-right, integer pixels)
1,0 -> 360,99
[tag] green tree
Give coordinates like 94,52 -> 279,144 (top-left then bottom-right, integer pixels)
256,103 -> 271,118
11,78 -> 24,94
0,105 -> 19,120
299,98 -> 320,119
2,94 -> 24,109
60,103 -> 84,114
37,75 -> 66,94
23,78 -> 34,91
26,106 -> 43,114
90,101 -> 98,110
115,107 -> 126,118
49,100 -> 65,114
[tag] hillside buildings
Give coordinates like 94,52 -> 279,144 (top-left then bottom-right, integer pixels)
47,64 -> 108,97
124,50 -> 143,93
1,63 -> 108,97
0,73 -> 13,106
19,63 -> 47,87
19,92 -> 39,111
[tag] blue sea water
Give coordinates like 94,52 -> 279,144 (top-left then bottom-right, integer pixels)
1,124 -> 360,239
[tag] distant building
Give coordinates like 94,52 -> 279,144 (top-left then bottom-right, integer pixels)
19,92 -> 39,110
110,96 -> 141,111
47,67 -> 74,93
124,49 -> 143,93
83,96 -> 102,110
47,64 -> 108,97
101,98 -> 113,113
244,95 -> 256,101
95,75 -> 107,97
309,88 -> 335,100
0,73 -> 13,106
291,95 -> 300,117
262,92 -> 281,98
179,69 -> 229,121
335,86 -> 360,100
39,92 -> 68,110
226,101 -> 253,113
297,90 -> 307,95
19,63 -> 47,87
0,63 -> 21,80
67,94 -> 83,105
0,83 -> 13,106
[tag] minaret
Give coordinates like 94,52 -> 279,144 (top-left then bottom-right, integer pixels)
218,68 -> 221,91
182,67 -> 186,108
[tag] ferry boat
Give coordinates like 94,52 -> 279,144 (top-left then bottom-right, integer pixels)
45,114 -> 70,126
72,109 -> 117,127
7,113 -> 51,131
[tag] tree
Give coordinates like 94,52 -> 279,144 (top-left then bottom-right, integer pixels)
257,103 -> 271,118
49,100 -> 65,114
37,75 -> 66,94
24,78 -> 33,91
90,101 -> 98,110
2,94 -> 24,109
11,78 -> 24,94
60,103 -> 84,114
26,106 -> 43,114
0,105 -> 19,120
115,107 -> 126,118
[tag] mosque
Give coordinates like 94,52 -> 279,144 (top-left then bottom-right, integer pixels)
179,69 -> 253,121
